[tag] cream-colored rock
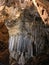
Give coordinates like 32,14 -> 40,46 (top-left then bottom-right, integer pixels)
5,6 -> 21,20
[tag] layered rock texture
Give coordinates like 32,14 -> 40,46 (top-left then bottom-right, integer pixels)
0,0 -> 49,65
32,0 -> 49,25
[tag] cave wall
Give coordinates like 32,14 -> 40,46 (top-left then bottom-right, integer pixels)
0,22 -> 9,65
0,0 -> 49,65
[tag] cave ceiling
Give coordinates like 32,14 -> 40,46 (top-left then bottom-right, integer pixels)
0,0 -> 49,25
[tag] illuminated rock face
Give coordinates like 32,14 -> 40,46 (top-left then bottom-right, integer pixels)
0,0 -> 49,25
0,0 -> 49,65
5,5 -> 49,65
32,0 -> 49,25
0,0 -> 5,6
5,5 -> 36,65
0,1 -> 33,65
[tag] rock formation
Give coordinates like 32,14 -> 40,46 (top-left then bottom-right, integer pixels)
32,0 -> 49,25
0,0 -> 49,65
0,22 -> 9,65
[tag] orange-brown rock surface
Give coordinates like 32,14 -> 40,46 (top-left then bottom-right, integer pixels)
0,22 -> 9,65
32,0 -> 49,25
0,0 -> 49,65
